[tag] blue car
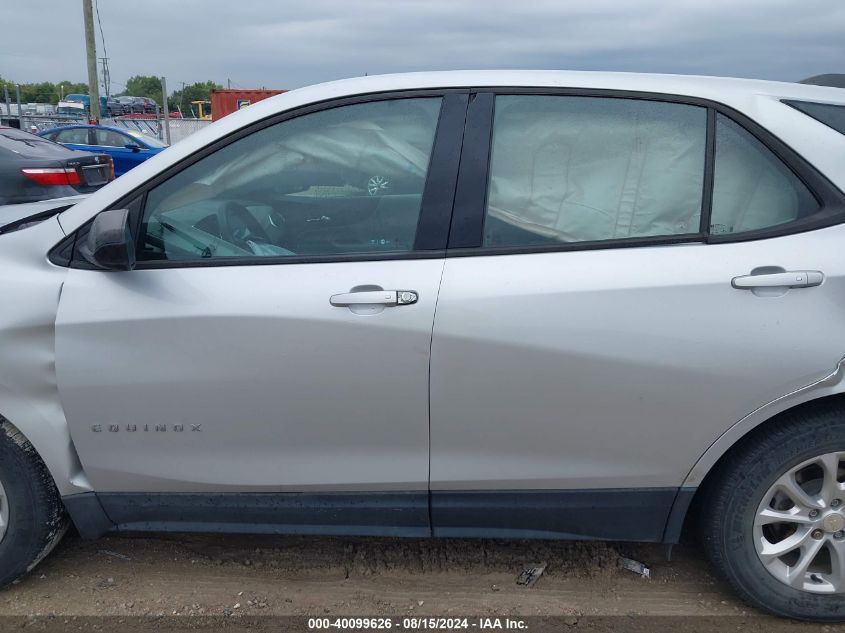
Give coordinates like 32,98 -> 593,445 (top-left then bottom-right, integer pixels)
38,125 -> 167,176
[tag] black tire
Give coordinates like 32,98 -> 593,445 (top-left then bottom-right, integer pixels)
701,402 -> 845,620
0,420 -> 67,589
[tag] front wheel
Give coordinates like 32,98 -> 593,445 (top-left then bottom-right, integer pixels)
0,420 -> 67,588
702,404 -> 845,620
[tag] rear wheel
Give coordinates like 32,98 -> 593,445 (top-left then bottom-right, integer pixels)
0,420 -> 67,588
702,404 -> 845,620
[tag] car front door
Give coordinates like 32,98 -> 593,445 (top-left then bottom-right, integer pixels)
55,94 -> 466,532
91,129 -> 143,175
429,93 -> 845,540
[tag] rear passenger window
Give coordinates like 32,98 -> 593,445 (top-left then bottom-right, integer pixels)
56,128 -> 90,145
483,96 -> 707,247
710,115 -> 819,235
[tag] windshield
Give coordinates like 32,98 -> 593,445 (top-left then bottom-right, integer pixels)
126,130 -> 168,148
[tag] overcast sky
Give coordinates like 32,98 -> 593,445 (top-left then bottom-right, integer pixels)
3,0 -> 844,92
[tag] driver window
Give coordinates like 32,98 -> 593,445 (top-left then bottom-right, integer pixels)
138,98 -> 442,262
95,129 -> 131,147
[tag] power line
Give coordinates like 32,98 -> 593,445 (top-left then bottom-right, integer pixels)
94,0 -> 108,59
94,0 -> 110,97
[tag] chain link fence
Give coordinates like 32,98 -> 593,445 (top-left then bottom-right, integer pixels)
110,116 -> 212,144
10,114 -> 211,145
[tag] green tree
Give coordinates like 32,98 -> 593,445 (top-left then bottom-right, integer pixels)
57,81 -> 89,99
22,81 -> 84,103
121,75 -> 163,105
1,77 -> 88,105
168,80 -> 221,114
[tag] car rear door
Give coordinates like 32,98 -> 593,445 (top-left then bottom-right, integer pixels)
54,127 -> 94,152
429,92 -> 845,541
55,93 -> 467,532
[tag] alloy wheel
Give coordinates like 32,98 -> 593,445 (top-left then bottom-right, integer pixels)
754,451 -> 845,593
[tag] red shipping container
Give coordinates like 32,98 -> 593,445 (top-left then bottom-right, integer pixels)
210,89 -> 286,121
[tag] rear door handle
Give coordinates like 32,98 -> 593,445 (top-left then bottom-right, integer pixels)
731,270 -> 824,289
330,290 -> 418,307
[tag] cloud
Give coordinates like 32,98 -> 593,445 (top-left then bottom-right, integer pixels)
2,0 -> 843,93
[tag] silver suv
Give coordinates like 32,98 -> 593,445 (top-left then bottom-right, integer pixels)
1,71 -> 845,621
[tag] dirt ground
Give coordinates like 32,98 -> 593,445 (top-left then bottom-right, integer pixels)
1,532 -> 843,632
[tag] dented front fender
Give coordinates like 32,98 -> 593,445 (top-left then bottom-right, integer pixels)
0,216 -> 92,496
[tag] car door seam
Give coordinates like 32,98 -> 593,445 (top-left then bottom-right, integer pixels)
426,259 -> 448,536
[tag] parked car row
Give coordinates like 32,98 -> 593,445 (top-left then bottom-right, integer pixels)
115,95 -> 159,115
62,94 -> 159,117
0,119 -> 170,204
0,126 -> 114,204
38,125 -> 167,176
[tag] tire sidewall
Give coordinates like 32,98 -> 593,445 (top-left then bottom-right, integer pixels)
721,425 -> 845,620
0,433 -> 49,585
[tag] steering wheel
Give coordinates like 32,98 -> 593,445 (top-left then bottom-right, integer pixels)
217,201 -> 272,252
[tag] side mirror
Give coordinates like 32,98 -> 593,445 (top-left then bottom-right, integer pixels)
80,208 -> 136,271
125,143 -> 141,152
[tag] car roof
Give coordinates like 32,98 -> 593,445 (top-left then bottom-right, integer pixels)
281,70 -> 845,105
210,71 -> 845,139
40,124 -> 132,134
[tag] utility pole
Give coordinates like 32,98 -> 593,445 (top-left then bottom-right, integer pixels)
82,0 -> 101,122
15,84 -> 23,123
99,57 -> 111,98
161,76 -> 171,145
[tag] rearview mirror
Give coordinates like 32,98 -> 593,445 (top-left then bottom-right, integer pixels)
125,143 -> 141,152
80,208 -> 136,271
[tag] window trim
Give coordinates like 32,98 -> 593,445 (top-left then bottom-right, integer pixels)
76,89 -> 469,270
55,86 -> 845,270
698,108 -> 716,234
448,92 -> 495,249
445,87 -> 845,257
446,233 -> 705,260
415,93 -> 469,250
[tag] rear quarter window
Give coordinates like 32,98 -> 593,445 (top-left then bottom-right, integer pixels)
709,114 -> 821,235
783,100 -> 845,135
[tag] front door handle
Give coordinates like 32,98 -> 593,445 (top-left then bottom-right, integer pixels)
732,270 -> 824,289
330,290 -> 418,307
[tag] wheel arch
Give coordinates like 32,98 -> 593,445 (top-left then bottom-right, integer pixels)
666,359 -> 845,542
684,358 -> 845,489
0,396 -> 93,498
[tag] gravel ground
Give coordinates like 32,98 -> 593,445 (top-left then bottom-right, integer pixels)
0,532 -> 842,632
